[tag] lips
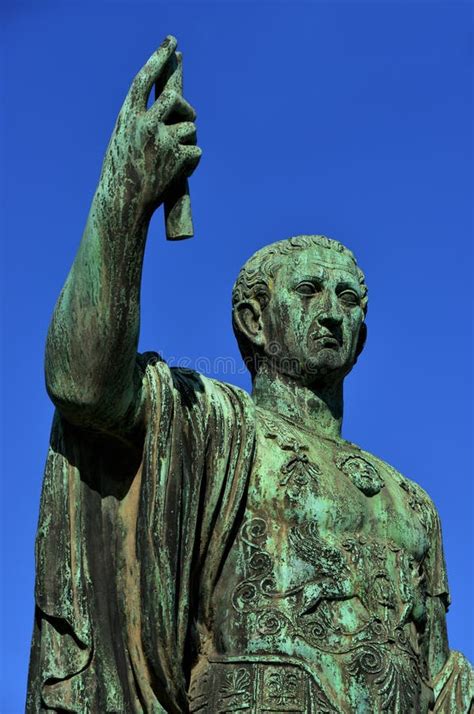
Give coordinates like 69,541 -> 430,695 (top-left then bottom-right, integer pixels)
310,333 -> 340,348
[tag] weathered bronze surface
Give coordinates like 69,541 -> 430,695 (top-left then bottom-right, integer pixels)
27,37 -> 473,713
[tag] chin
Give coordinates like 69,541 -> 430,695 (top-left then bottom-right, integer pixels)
307,350 -> 340,371
304,353 -> 351,384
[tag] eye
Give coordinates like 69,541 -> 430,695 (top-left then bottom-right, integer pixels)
295,281 -> 320,296
338,290 -> 360,307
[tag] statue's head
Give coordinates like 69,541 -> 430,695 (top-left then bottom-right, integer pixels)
232,235 -> 368,386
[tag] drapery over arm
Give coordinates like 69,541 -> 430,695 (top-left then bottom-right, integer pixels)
27,355 -> 256,713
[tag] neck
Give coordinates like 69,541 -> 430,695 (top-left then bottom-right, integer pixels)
252,368 -> 344,440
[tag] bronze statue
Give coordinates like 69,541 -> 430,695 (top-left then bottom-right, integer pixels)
28,37 -> 473,713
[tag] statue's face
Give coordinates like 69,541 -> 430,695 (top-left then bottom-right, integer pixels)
261,247 -> 365,386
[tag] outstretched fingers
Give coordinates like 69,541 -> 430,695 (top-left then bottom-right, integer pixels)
127,36 -> 178,111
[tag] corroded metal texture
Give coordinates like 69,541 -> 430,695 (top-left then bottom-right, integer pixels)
27,38 -> 473,713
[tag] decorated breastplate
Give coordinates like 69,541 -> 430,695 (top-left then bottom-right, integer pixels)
257,408 -> 386,500
208,409 -> 434,713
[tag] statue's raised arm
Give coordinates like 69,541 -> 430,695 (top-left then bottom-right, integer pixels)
45,36 -> 201,433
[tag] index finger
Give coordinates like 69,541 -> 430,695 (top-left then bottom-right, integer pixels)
127,36 -> 178,111
154,50 -> 182,100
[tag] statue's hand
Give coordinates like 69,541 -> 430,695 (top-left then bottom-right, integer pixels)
98,36 -> 201,220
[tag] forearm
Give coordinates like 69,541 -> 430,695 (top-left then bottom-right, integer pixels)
45,37 -> 200,430
46,190 -> 149,428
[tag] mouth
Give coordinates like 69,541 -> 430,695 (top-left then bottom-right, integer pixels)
310,332 -> 341,349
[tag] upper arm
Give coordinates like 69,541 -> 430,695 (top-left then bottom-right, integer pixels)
49,353 -> 151,444
421,499 -> 451,679
424,593 -> 450,679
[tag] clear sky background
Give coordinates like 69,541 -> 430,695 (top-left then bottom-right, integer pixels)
1,1 -> 473,710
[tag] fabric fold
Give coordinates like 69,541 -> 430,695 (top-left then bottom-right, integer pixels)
27,357 -> 256,713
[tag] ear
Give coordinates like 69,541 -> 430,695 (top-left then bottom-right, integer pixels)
234,300 -> 265,348
355,322 -> 367,358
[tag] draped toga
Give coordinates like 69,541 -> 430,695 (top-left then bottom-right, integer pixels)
27,355 -> 256,712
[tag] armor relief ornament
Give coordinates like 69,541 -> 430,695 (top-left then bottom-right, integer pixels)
218,412 -> 444,711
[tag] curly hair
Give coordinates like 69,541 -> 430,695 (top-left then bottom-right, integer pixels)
232,235 -> 368,374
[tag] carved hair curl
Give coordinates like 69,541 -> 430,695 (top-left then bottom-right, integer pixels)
232,235 -> 368,374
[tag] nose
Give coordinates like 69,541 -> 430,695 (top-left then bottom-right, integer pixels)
317,311 -> 343,333
316,293 -> 343,328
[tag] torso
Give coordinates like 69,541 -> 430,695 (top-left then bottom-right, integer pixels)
190,408 -> 437,713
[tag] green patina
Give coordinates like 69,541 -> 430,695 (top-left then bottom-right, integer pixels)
27,36 -> 473,713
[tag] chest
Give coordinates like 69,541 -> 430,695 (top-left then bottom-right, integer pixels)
249,411 -> 429,563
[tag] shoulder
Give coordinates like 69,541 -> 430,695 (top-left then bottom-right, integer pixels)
356,445 -> 450,599
359,446 -> 440,533
138,352 -> 255,423
171,367 -> 253,412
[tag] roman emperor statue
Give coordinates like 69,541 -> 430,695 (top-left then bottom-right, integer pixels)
27,38 -> 473,713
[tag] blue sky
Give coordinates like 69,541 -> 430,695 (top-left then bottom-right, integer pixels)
1,1 -> 473,710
